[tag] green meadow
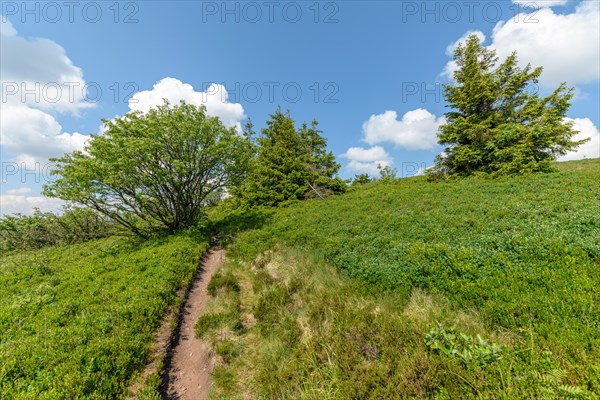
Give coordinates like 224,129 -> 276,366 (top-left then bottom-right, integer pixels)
0,233 -> 207,399
199,159 -> 599,399
1,159 -> 598,399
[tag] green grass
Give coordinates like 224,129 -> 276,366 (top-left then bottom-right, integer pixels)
203,159 -> 600,399
0,232 -> 208,399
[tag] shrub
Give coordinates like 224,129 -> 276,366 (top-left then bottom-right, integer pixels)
0,207 -> 115,252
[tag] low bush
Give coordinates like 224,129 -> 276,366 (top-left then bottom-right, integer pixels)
0,207 -> 116,252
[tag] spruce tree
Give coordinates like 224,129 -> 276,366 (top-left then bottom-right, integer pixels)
240,109 -> 345,206
299,121 -> 346,198
436,35 -> 588,176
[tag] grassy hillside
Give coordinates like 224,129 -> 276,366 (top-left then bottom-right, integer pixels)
0,233 -> 207,399
201,159 -> 600,399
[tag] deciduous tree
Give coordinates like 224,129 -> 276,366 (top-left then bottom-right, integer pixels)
44,101 -> 251,235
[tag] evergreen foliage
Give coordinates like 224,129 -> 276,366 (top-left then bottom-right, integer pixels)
238,109 -> 346,206
436,35 -> 588,176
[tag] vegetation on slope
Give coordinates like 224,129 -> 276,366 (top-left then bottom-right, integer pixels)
199,159 -> 600,399
2,31 -> 595,399
0,232 -> 208,399
0,207 -> 115,253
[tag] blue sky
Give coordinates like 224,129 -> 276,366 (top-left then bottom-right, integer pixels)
1,0 -> 599,215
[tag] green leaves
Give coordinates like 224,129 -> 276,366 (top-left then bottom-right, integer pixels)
425,324 -> 502,367
438,34 -> 588,177
0,207 -> 114,252
44,101 -> 252,235
203,159 -> 600,397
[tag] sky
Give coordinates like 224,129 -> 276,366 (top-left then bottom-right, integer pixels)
1,0 -> 599,216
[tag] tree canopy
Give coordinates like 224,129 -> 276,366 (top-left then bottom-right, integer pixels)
436,34 -> 588,176
237,109 -> 346,206
44,101 -> 251,235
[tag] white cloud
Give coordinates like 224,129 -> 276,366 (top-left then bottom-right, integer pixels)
491,1 -> 599,87
0,105 -> 89,162
443,1 -> 600,88
0,193 -> 65,216
362,109 -> 445,150
1,17 -> 92,113
512,0 -> 570,8
341,146 -> 391,163
0,17 -> 17,36
5,188 -> 33,195
0,18 -> 91,164
558,118 -> 600,161
128,77 -> 245,131
340,146 -> 393,175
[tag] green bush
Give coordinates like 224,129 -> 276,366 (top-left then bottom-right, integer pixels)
425,324 -> 503,367
214,339 -> 239,364
195,311 -> 243,338
0,207 -> 115,252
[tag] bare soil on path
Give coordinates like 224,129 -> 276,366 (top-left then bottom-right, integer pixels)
164,246 -> 224,400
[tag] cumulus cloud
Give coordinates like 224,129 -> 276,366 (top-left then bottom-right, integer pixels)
512,0 -> 570,7
128,77 -> 245,131
362,109 -> 445,150
0,18 -> 91,164
0,191 -> 65,216
1,17 -> 91,113
5,188 -> 33,195
558,118 -> 600,161
443,1 -> 600,88
340,146 -> 393,175
491,1 -> 599,87
0,17 -> 17,36
0,105 -> 89,162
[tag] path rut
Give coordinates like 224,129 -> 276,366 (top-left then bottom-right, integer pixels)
164,246 -> 224,400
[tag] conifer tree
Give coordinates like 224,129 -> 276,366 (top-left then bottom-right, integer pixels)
239,109 -> 345,206
436,35 -> 588,176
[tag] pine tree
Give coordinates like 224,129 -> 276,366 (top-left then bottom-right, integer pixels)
436,35 -> 588,176
351,173 -> 371,186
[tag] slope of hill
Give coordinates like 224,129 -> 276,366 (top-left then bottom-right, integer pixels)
201,159 -> 600,399
0,233 -> 208,399
1,160 -> 597,399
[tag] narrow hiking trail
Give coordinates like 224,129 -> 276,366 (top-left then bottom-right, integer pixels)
165,247 -> 224,400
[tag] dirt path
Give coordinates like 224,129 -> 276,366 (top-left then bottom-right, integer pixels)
164,247 -> 224,400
